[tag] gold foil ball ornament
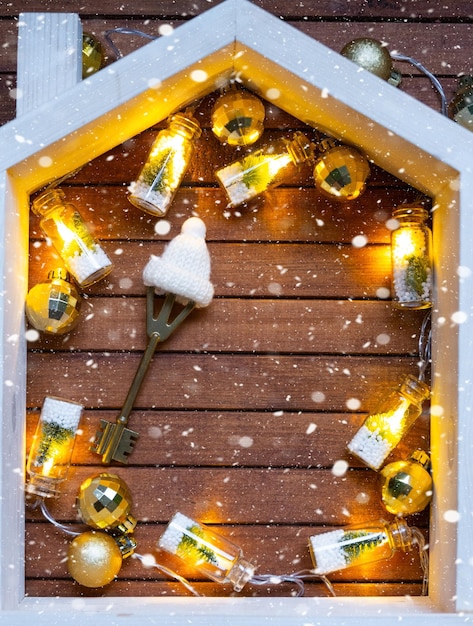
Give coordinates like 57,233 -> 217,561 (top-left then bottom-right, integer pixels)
313,142 -> 370,201
78,473 -> 136,533
211,89 -> 265,146
67,531 -> 122,587
25,268 -> 81,335
380,450 -> 433,515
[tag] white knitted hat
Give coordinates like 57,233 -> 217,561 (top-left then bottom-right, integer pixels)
143,217 -> 214,308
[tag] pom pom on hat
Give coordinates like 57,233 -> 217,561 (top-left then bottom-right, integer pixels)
143,217 -> 214,308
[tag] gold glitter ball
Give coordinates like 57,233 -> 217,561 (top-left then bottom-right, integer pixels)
68,531 -> 122,587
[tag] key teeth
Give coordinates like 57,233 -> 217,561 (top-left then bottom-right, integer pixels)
113,430 -> 139,464
91,419 -> 113,455
91,420 -> 139,464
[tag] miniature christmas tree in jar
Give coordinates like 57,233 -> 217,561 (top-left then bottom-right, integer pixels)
158,512 -> 256,591
309,518 -> 426,576
31,189 -> 112,288
391,203 -> 432,309
128,112 -> 201,217
347,374 -> 430,470
215,131 -> 315,207
26,396 -> 84,498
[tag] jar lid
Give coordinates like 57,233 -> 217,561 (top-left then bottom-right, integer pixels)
399,374 -> 430,403
168,112 -> 202,140
31,188 -> 66,216
392,204 -> 429,223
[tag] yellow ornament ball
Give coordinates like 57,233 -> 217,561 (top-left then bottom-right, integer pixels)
67,531 -> 122,587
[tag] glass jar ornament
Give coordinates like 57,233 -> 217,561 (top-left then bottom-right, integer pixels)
340,37 -> 402,86
67,530 -> 136,587
211,88 -> 265,146
158,512 -> 256,592
77,473 -> 137,533
449,75 -> 473,131
347,374 -> 430,471
391,204 -> 433,309
309,518 -> 426,578
128,112 -> 201,217
31,189 -> 113,289
313,139 -> 370,201
215,131 -> 315,207
25,268 -> 82,335
380,449 -> 433,515
26,396 -> 84,498
82,33 -> 103,78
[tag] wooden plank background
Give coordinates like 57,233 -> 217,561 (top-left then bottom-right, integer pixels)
1,0 -> 468,600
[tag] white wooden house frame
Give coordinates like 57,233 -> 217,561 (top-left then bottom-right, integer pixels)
1,1 -> 472,623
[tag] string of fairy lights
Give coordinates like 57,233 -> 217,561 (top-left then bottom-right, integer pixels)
26,25 -> 470,596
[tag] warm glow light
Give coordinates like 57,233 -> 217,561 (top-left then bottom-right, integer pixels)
148,133 -> 188,191
55,218 -> 79,248
347,375 -> 429,470
392,228 -> 420,262
365,397 -> 410,443
158,512 -> 255,591
215,131 -> 314,208
390,205 -> 432,309
26,396 -> 83,498
128,112 -> 201,217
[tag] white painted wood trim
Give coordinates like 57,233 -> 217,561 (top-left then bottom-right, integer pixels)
0,0 -> 471,622
16,13 -> 82,117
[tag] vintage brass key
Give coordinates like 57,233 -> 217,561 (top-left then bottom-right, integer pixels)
92,287 -> 196,464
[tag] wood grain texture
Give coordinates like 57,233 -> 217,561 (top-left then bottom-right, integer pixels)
1,0 -> 445,602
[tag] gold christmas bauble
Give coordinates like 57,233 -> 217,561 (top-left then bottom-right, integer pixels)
313,143 -> 370,201
77,473 -> 136,533
211,89 -> 265,146
82,33 -> 103,78
67,531 -> 122,587
380,450 -> 433,515
25,268 -> 81,335
341,37 -> 393,81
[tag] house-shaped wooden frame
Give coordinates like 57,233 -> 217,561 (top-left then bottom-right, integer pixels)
1,0 -> 472,623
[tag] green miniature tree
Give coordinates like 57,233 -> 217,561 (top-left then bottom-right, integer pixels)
405,254 -> 429,298
34,422 -> 75,466
177,525 -> 218,565
141,148 -> 173,190
241,153 -> 283,193
340,529 -> 386,565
